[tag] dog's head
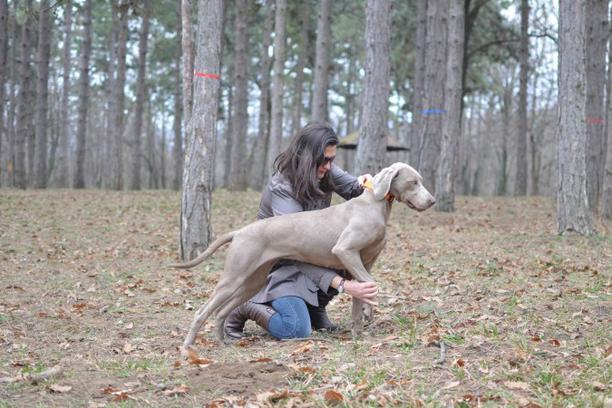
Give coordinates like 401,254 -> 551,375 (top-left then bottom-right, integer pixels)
372,163 -> 435,211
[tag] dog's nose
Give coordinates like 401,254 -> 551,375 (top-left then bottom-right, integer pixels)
429,196 -> 436,206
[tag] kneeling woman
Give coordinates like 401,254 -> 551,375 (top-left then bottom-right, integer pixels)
224,122 -> 378,340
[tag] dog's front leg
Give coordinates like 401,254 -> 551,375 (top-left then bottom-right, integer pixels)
351,297 -> 365,336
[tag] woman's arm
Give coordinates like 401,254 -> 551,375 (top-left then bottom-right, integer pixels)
330,164 -> 364,200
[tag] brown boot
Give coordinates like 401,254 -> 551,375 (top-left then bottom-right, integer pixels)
224,301 -> 277,339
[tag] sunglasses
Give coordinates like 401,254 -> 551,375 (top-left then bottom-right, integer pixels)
322,155 -> 336,165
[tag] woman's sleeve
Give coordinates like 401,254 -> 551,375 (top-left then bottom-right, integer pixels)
330,164 -> 364,200
269,185 -> 304,216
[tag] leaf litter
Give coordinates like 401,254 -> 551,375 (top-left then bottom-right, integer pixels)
0,190 -> 609,406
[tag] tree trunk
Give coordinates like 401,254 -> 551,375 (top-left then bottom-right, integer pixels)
0,0 -> 8,182
34,0 -> 52,188
249,0 -> 273,189
73,0 -> 92,189
6,13 -> 17,186
228,0 -> 250,191
102,4 -> 118,188
180,0 -> 194,189
345,51 -> 355,135
290,0 -> 309,138
601,6 -> 612,219
410,0 -> 426,166
497,80 -> 512,196
146,102 -> 157,188
267,0 -> 286,175
160,107 -> 166,189
14,0 -> 33,189
26,17 -> 36,187
515,0 -> 529,195
557,0 -> 593,235
111,1 -> 129,190
58,0 -> 72,187
585,0 -> 608,210
311,0 -> 331,122
436,0 -> 464,212
130,0 -> 150,190
173,1 -> 184,191
417,0 -> 447,191
180,0 -> 223,261
354,0 -> 390,175
223,70 -> 233,187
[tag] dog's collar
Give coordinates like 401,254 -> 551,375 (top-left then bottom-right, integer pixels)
362,179 -> 395,202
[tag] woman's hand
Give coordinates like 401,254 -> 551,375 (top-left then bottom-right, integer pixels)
358,174 -> 374,189
343,280 -> 378,305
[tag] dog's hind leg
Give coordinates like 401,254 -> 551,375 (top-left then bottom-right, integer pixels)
213,261 -> 275,343
183,287 -> 234,348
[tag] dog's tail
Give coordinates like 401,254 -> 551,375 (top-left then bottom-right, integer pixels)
168,231 -> 236,269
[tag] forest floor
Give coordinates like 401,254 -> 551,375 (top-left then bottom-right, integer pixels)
0,189 -> 610,407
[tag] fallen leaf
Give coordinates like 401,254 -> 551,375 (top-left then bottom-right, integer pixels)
49,384 -> 72,393
504,381 -> 531,391
249,357 -> 273,363
123,343 -> 134,354
163,384 -> 189,396
324,389 -> 344,404
454,358 -> 465,367
291,342 -> 313,355
593,382 -> 606,392
112,391 -> 130,402
185,347 -> 214,366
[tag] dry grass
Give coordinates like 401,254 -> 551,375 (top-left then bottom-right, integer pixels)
0,189 -> 610,407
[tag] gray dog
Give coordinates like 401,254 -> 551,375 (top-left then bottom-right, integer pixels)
172,162 -> 435,349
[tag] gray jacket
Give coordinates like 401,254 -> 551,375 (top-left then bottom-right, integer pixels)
251,164 -> 363,306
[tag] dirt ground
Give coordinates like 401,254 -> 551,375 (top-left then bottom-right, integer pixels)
0,189 -> 610,407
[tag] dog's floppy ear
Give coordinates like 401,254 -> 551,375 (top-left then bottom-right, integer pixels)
372,163 -> 402,200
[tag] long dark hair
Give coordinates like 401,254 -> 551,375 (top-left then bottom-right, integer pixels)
274,122 -> 339,205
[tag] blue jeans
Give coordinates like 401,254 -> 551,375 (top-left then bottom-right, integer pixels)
268,296 -> 312,339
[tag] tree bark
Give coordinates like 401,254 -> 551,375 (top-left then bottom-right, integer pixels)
249,0 -> 274,189
557,0 -> 593,235
130,0 -> 150,190
173,2 -> 184,191
0,0 -> 7,182
34,0 -> 52,188
14,0 -> 33,189
58,0 -> 72,187
410,0 -> 427,166
111,0 -> 129,190
145,102 -> 157,188
228,0 -> 250,191
354,0 -> 390,176
267,0 -> 286,176
160,107 -> 167,189
180,0 -> 194,187
585,0 -> 608,210
436,0 -> 464,212
6,13 -> 17,186
102,4 -> 118,188
515,0 -> 529,195
311,0 -> 331,122
601,5 -> 612,219
417,0 -> 447,191
73,0 -> 93,189
180,0 -> 223,260
290,0 -> 309,138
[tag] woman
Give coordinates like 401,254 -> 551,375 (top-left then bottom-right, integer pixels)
224,122 -> 378,340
